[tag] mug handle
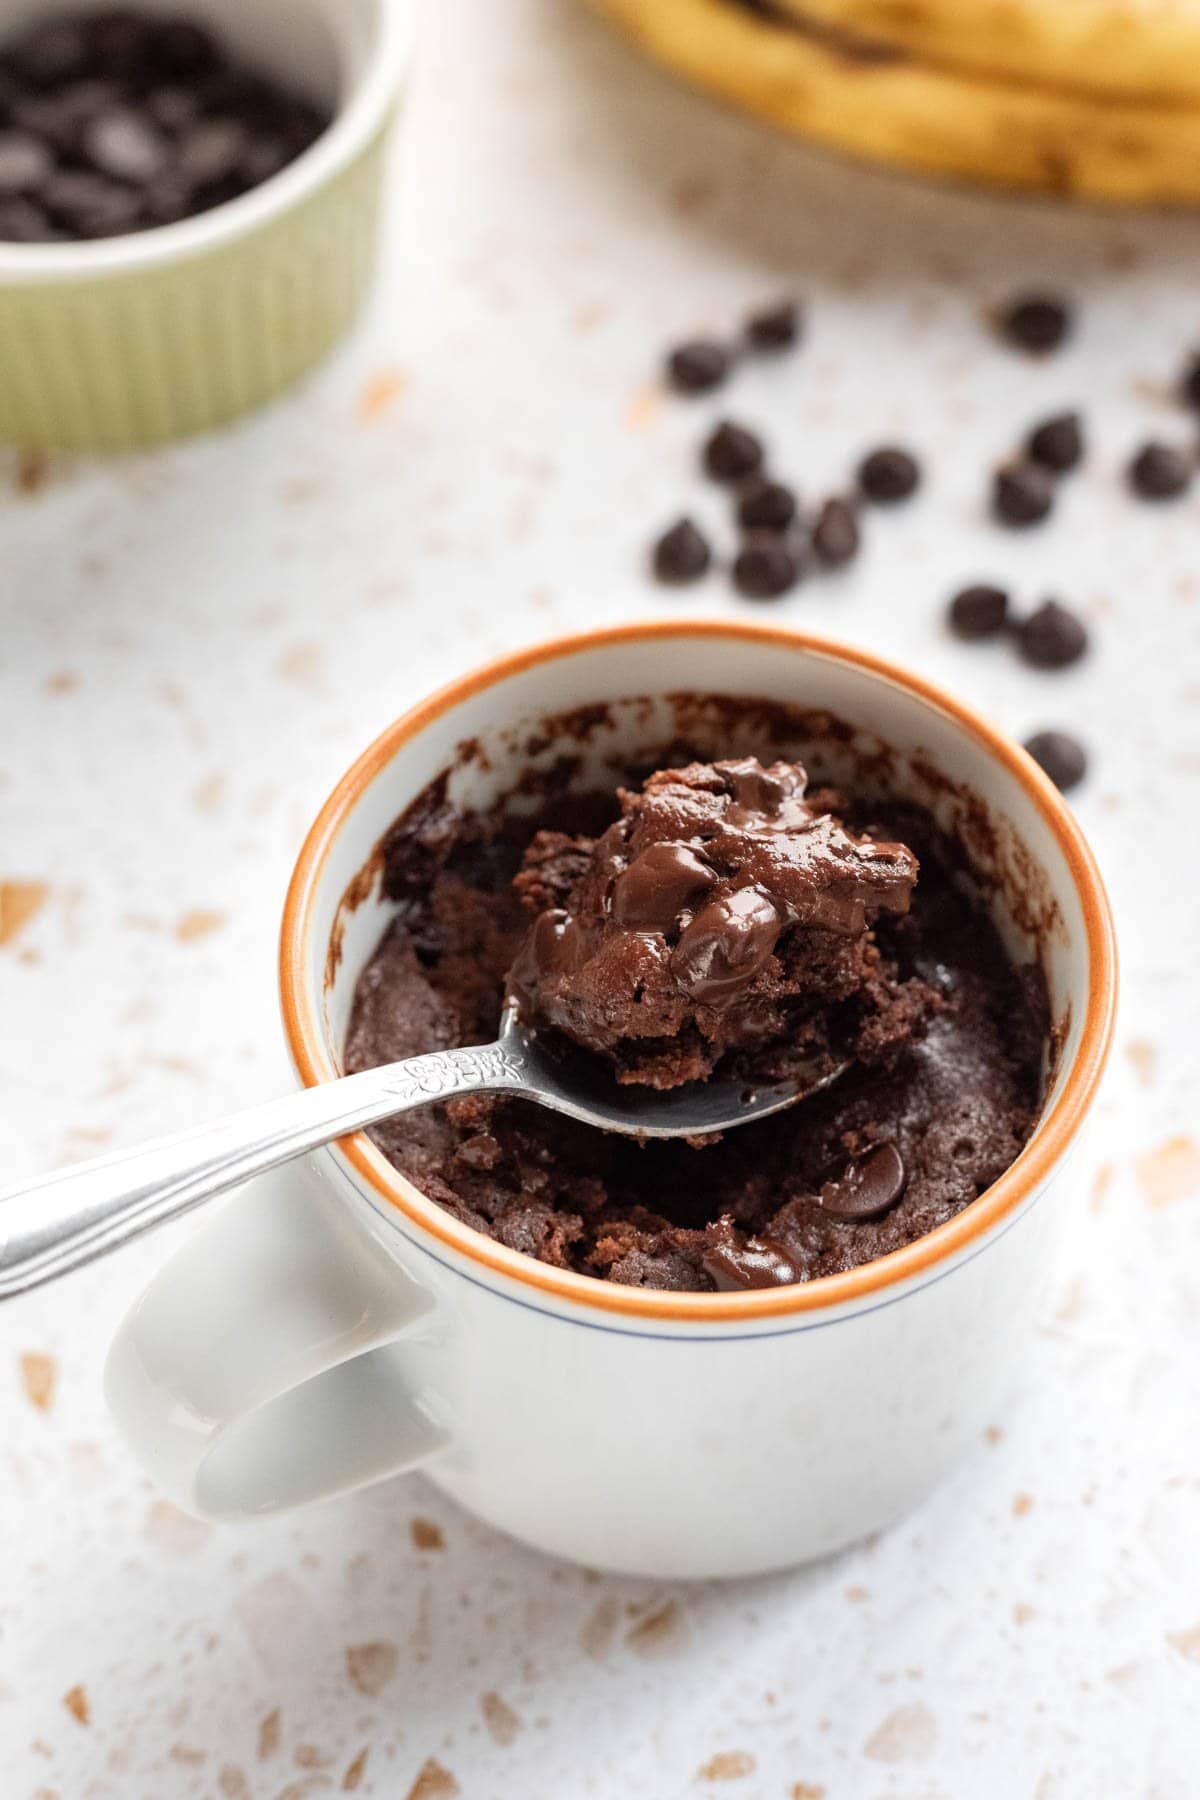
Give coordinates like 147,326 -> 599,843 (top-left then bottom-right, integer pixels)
104,1154 -> 449,1521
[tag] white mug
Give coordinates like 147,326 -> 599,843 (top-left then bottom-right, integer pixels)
106,622 -> 1116,1579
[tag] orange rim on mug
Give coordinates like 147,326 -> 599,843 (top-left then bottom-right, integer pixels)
280,621 -> 1117,1323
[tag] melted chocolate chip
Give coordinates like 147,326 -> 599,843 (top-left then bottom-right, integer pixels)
703,1228 -> 801,1291
610,842 -> 715,931
670,887 -> 781,1004
818,1142 -> 907,1220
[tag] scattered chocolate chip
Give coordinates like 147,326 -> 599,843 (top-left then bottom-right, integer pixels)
1023,730 -> 1088,792
1017,600 -> 1089,670
1027,411 -> 1083,474
652,517 -> 711,585
703,419 -> 764,483
819,1142 -> 907,1221
0,130 -> 54,194
745,298 -> 801,351
948,583 -> 1009,640
144,83 -> 200,133
1128,440 -> 1192,500
993,460 -> 1054,527
732,531 -> 803,599
811,497 -> 860,567
999,293 -> 1071,355
43,167 -> 141,237
82,105 -> 167,182
176,117 -> 250,189
858,446 -> 920,504
0,195 -> 59,240
737,476 -> 796,531
666,338 -> 732,395
1178,351 -> 1200,410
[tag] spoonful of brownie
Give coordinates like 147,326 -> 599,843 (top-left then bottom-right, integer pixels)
0,758 -> 919,1297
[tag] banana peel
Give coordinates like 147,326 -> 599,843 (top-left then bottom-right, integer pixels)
589,0 -> 1200,203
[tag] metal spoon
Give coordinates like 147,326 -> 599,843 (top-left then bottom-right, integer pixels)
0,1001 -> 845,1299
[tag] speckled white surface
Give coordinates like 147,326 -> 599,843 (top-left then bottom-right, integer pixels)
3,2 -> 1200,1796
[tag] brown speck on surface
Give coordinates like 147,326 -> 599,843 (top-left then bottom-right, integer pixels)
1125,1039 -> 1158,1088
410,1517 -> 444,1552
346,1641 -> 399,1698
19,1351 -> 57,1413
698,1750 -> 756,1781
359,369 -> 408,420
193,773 -> 226,816
480,1691 -> 521,1747
169,1744 -> 206,1766
342,1748 -> 369,1791
1137,1136 -> 1200,1209
1054,1279 -> 1086,1325
846,1584 -> 869,1602
404,1758 -> 459,1800
295,1744 -> 331,1768
670,171 -> 717,213
16,450 -> 52,495
571,301 -> 610,334
863,1702 -> 937,1764
625,1598 -> 687,1658
219,1768 -> 251,1799
791,1786 -> 825,1799
1013,1493 -> 1035,1517
0,880 -> 49,947
1091,1160 -> 1115,1213
44,671 -> 80,696
63,1685 -> 90,1727
624,384 -> 664,432
580,1595 -> 620,1660
985,1425 -> 1004,1445
144,1499 -> 211,1557
1014,1603 -> 1037,1625
276,642 -> 325,692
1168,1627 -> 1200,1665
258,1708 -> 282,1760
175,909 -> 227,944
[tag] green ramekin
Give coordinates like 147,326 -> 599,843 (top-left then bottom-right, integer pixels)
0,0 -> 410,452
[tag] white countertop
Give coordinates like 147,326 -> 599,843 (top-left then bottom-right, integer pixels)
3,2 -> 1200,1795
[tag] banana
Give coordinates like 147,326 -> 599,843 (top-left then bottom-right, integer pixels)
588,0 -> 1200,202
765,0 -> 1200,108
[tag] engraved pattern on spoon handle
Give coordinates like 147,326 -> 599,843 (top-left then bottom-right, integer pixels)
0,1042 -> 528,1299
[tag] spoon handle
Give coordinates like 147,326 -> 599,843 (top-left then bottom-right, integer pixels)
0,1041 -> 527,1300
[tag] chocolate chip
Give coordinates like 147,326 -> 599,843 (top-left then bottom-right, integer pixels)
11,81 -> 118,157
0,130 -> 54,194
703,419 -> 764,483
999,293 -> 1071,355
666,339 -> 732,395
732,532 -> 803,599
948,583 -> 1009,640
0,195 -> 60,241
811,497 -> 859,567
176,117 -> 250,190
144,84 -> 200,134
858,446 -> 920,504
745,298 -> 801,351
83,106 -> 168,182
993,460 -> 1054,527
88,11 -> 154,75
1023,730 -> 1088,792
42,168 -> 141,238
1178,352 -> 1200,410
652,517 -> 711,585
736,476 -> 796,531
148,20 -> 221,79
1017,600 -> 1089,670
1027,412 -> 1083,473
702,1226 -> 800,1292
819,1142 -> 907,1221
9,22 -> 90,89
1128,441 -> 1192,500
